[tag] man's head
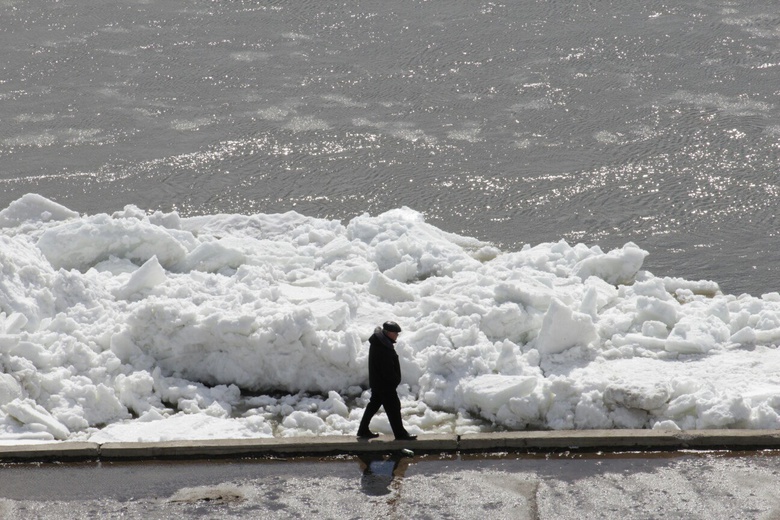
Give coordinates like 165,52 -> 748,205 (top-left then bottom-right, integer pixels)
382,321 -> 401,341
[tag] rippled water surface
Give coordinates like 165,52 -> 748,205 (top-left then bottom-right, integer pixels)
1,0 -> 779,294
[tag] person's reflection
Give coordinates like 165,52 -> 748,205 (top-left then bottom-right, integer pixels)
356,453 -> 410,496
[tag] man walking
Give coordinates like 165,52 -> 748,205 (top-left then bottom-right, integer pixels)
357,321 -> 417,440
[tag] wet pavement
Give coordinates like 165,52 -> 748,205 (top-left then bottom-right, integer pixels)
2,449 -> 780,519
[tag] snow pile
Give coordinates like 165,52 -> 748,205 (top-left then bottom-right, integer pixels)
1,193 -> 780,442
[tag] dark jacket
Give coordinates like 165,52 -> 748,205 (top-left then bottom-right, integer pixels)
368,327 -> 402,393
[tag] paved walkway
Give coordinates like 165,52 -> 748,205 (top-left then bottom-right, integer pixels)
2,429 -> 780,462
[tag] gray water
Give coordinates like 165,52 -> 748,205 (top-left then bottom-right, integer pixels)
1,0 -> 779,295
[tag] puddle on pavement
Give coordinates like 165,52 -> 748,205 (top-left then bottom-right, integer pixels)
356,452 -> 412,496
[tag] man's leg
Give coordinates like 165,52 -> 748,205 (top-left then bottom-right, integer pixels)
383,391 -> 410,439
357,391 -> 382,437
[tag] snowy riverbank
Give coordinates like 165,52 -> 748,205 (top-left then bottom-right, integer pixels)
1,193 -> 780,442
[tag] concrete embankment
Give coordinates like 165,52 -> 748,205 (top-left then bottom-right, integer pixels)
2,429 -> 780,463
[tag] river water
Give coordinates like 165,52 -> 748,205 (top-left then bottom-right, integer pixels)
1,0 -> 779,295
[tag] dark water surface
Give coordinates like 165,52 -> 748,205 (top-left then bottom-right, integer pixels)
1,0 -> 779,295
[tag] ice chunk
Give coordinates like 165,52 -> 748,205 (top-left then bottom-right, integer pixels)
0,373 -> 23,405
572,242 -> 647,285
367,272 -> 414,302
115,255 -> 167,299
37,214 -> 188,270
0,193 -> 79,227
537,299 -> 598,354
4,398 -> 70,440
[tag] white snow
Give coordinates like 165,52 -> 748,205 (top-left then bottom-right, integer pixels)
1,194 -> 780,443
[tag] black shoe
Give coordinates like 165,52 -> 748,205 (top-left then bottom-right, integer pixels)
357,430 -> 379,439
395,434 -> 417,441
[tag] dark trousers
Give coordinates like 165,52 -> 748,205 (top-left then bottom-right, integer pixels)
359,389 -> 407,437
